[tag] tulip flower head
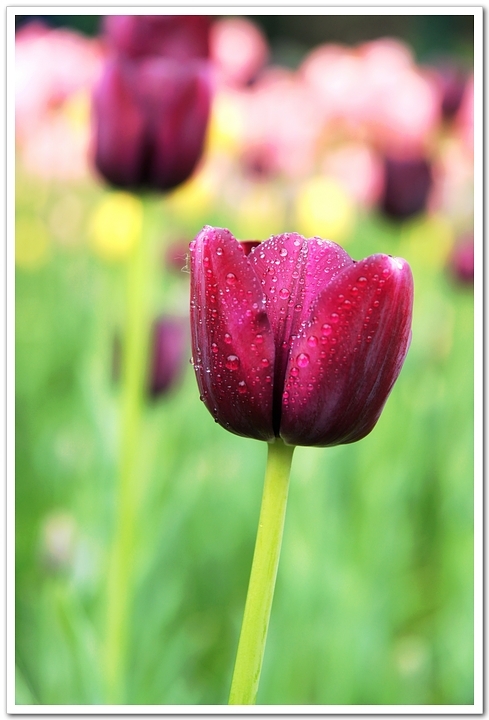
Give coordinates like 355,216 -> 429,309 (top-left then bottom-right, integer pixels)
190,227 -> 413,447
92,55 -> 211,191
381,156 -> 433,220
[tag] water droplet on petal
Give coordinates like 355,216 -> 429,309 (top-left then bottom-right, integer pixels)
297,353 -> 310,368
238,380 -> 247,394
290,367 -> 299,377
321,323 -> 332,336
280,247 -> 288,257
224,333 -> 232,344
279,287 -> 290,299
330,313 -> 339,324
225,355 -> 240,371
216,247 -> 223,256
226,272 -> 237,285
307,335 -> 318,347
211,343 -> 218,354
357,276 -> 367,285
261,358 -> 270,368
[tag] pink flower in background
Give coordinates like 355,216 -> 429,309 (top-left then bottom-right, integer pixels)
357,38 -> 441,155
15,21 -> 103,179
456,74 -> 474,154
102,15 -> 212,60
321,142 -> 384,208
210,17 -> 269,87
242,67 -> 323,179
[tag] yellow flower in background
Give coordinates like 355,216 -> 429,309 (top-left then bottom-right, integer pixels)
295,176 -> 356,244
63,89 -> 91,133
205,90 -> 244,156
16,215 -> 51,269
89,192 -> 143,261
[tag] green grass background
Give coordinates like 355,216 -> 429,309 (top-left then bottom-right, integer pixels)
15,169 -> 474,706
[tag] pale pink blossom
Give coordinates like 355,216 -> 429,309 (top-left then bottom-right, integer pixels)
15,22 -> 103,179
321,142 -> 384,208
210,17 -> 269,87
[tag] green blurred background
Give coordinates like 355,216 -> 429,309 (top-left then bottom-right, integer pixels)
15,13 -> 474,706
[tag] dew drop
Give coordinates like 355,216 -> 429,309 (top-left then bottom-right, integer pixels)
297,353 -> 310,368
216,247 -> 223,256
211,342 -> 218,354
357,276 -> 367,285
261,358 -> 270,368
290,367 -> 299,377
224,333 -> 232,344
382,267 -> 390,277
307,335 -> 318,347
294,304 -> 302,312
279,287 -> 290,299
350,286 -> 359,296
238,380 -> 247,394
226,272 -> 237,285
366,335 -> 372,344
321,323 -> 332,337
373,300 -> 380,308
225,355 -> 240,371
330,313 -> 339,324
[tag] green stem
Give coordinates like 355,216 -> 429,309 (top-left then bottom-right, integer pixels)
229,439 -> 295,705
104,196 -> 155,703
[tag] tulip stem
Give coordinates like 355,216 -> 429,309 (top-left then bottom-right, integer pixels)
104,196 -> 155,703
229,439 -> 295,705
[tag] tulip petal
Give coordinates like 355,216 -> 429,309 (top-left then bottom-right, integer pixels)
92,59 -> 146,188
138,59 -> 212,191
190,226 -> 276,441
249,234 -> 353,425
281,254 -> 413,446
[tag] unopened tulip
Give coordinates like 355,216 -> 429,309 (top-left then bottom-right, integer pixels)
448,233 -> 474,285
92,55 -> 211,191
103,14 -> 211,60
190,226 -> 413,447
149,317 -> 187,398
381,156 -> 433,220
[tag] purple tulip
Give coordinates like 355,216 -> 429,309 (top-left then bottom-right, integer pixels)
448,233 -> 474,285
190,226 -> 413,447
92,55 -> 211,191
381,156 -> 433,220
149,317 -> 188,398
102,15 -> 212,61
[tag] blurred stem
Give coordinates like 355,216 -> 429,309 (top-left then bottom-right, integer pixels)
229,439 -> 295,705
104,195 -> 156,703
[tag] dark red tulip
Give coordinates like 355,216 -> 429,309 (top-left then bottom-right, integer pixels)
113,317 -> 187,398
381,156 -> 433,220
149,317 -> 188,398
103,15 -> 212,61
189,226 -> 413,447
92,55 -> 211,191
448,233 -> 474,285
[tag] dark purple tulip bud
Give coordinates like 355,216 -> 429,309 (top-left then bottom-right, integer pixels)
92,55 -> 211,191
434,64 -> 467,121
381,156 -> 433,220
190,226 -> 413,447
149,316 -> 188,398
103,15 -> 212,61
113,317 -> 187,398
448,233 -> 474,285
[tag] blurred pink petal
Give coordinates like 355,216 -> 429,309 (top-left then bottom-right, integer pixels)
210,17 -> 269,87
321,143 -> 384,207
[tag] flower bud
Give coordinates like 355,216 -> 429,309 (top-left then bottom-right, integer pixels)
149,317 -> 188,399
102,15 -> 212,61
190,227 -> 413,447
381,156 -> 433,220
92,55 -> 211,191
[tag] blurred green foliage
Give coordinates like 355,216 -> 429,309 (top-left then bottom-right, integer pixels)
15,163 -> 473,705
